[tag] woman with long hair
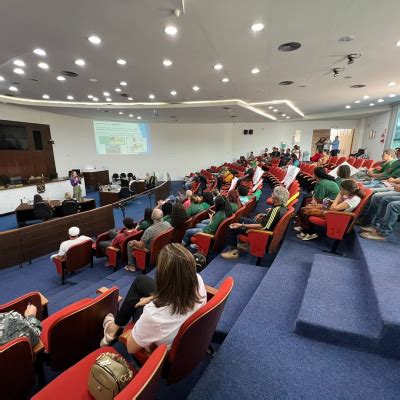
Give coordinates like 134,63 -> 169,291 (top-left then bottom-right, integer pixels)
312,167 -> 339,203
101,243 -> 207,351
170,203 -> 189,229
138,207 -> 153,231
335,164 -> 351,186
227,190 -> 242,213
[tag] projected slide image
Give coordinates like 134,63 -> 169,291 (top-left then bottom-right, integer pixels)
93,121 -> 151,155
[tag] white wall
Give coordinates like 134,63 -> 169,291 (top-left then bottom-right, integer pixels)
0,103 -> 369,179
361,111 -> 391,160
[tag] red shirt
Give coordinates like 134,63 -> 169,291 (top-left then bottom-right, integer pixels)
111,228 -> 136,249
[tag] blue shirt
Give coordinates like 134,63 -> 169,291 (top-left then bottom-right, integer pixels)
331,139 -> 340,151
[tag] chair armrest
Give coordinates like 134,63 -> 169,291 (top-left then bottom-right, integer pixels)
246,230 -> 273,258
324,211 -> 355,240
97,286 -> 123,302
52,256 -> 65,275
39,293 -> 48,308
191,233 -> 214,256
106,246 -> 120,268
246,229 -> 273,235
33,339 -> 45,355
325,211 -> 356,218
205,284 -> 217,301
132,247 -> 150,270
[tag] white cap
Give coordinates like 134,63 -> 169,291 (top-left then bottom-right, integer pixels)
68,226 -> 80,237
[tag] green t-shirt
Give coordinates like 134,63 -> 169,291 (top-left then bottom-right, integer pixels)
163,215 -> 172,224
230,202 -> 239,213
138,220 -> 152,231
186,203 -> 204,217
373,160 -> 396,178
200,202 -> 211,210
314,179 -> 340,201
203,211 -> 226,234
386,160 -> 400,178
335,177 -> 344,187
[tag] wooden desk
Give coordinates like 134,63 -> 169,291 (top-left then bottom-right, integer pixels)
99,191 -> 120,206
82,170 -> 109,189
15,198 -> 96,227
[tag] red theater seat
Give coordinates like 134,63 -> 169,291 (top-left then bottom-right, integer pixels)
32,344 -> 168,400
119,277 -> 234,385
106,230 -> 143,269
173,218 -> 193,243
309,189 -> 372,253
132,228 -> 174,273
52,239 -> 93,285
40,288 -> 119,371
0,337 -> 35,400
0,291 -> 48,320
238,207 -> 295,265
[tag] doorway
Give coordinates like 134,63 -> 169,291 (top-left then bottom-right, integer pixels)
311,128 -> 354,156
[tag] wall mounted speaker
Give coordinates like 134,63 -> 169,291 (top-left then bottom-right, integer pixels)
249,129 -> 254,135
244,130 -> 248,135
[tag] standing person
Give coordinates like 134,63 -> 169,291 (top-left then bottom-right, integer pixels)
293,145 -> 301,161
331,136 -> 340,156
323,138 -> 332,153
315,137 -> 326,153
70,170 -> 82,201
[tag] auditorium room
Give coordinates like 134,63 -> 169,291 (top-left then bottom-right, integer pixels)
1,0 -> 400,399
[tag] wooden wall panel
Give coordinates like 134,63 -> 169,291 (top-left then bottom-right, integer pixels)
0,229 -> 24,269
0,120 -> 56,178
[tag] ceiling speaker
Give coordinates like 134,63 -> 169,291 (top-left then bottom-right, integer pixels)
249,129 -> 254,135
244,130 -> 248,135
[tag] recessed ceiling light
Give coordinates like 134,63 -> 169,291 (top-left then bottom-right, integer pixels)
369,103 -> 375,106
74,59 -> 85,66
163,59 -> 173,67
128,97 -> 133,100
13,59 -> 25,67
389,93 -> 397,98
56,75 -> 66,81
103,92 -> 110,97
395,41 -> 400,47
67,95 -> 74,100
89,78 -> 98,82
13,68 -> 24,75
273,109 -> 278,112
33,48 -> 46,56
8,86 -> 18,92
129,114 -> 133,118
149,94 -> 155,99
88,95 -> 93,99
214,64 -> 223,70
116,59 -> 126,65
299,85 -> 306,88
278,42 -> 301,52
251,68 -> 260,74
286,116 -> 290,119
251,23 -> 264,32
137,116 -> 142,120
354,100 -> 361,103
268,106 -> 273,109
165,25 -> 178,36
115,88 -> 122,92
93,97 -> 99,101
118,111 -> 123,115
345,105 -> 351,109
42,94 -> 50,99
170,90 -> 177,96
88,35 -> 101,45
221,77 -> 229,83
339,36 -> 354,42
0,76 -> 5,81
106,97 -> 112,102
282,114 -> 286,116
38,62 -> 49,70
363,95 -> 370,99
192,86 -> 200,91
377,98 -> 384,103
120,81 -> 127,86
388,81 -> 397,87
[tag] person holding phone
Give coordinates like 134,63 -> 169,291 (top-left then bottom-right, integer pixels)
70,170 -> 82,201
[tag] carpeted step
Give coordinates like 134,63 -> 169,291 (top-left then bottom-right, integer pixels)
295,254 -> 381,351
354,230 -> 400,358
200,254 -> 236,287
215,263 -> 265,336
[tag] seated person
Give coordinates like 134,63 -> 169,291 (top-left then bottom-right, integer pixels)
170,203 -> 188,230
236,165 -> 255,185
181,196 -> 231,246
50,227 -> 92,260
308,167 -> 340,205
98,217 -> 136,256
182,190 -> 193,209
0,304 -> 41,347
212,188 -> 220,199
296,179 -> 364,241
359,184 -> 400,241
201,192 -> 214,210
314,150 -> 330,167
270,147 -> 281,158
335,164 -> 351,186
161,202 -> 173,224
186,195 -> 205,217
310,150 -> 323,163
238,184 -> 251,205
100,243 -> 207,347
33,193 -> 54,211
126,209 -> 171,272
282,153 -> 300,169
217,167 -> 234,189
247,151 -> 255,161
138,208 -> 153,231
184,173 -> 198,190
221,186 -> 289,259
227,190 -> 242,213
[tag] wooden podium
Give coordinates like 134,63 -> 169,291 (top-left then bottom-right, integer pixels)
82,170 -> 109,189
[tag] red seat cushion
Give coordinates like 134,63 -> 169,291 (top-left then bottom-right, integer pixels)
309,216 -> 327,227
32,347 -> 136,400
238,234 -> 249,243
40,298 -> 92,351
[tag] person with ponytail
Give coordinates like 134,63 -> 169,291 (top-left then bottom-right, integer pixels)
312,166 -> 340,203
296,179 -> 364,240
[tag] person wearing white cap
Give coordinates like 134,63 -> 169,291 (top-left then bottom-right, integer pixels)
50,226 -> 92,260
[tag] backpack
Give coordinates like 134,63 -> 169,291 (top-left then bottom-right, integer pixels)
146,174 -> 158,189
193,252 -> 207,273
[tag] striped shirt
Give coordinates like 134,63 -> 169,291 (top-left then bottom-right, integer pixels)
257,206 -> 287,231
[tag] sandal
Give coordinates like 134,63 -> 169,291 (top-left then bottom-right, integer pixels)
100,319 -> 117,347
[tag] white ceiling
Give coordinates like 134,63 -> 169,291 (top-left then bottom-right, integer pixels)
1,0 -> 400,122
